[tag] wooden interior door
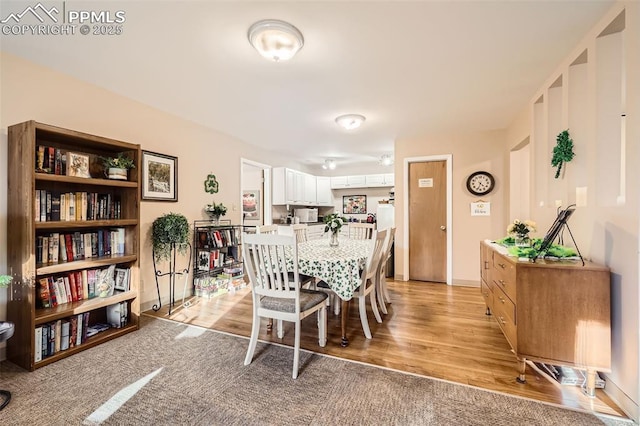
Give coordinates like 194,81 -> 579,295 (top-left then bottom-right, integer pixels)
409,160 -> 447,282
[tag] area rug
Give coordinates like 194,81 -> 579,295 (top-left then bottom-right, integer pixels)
0,316 -> 630,425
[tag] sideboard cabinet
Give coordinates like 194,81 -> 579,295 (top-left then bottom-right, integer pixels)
480,241 -> 610,394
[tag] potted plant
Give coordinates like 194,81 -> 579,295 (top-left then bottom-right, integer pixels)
102,152 -> 136,180
152,212 -> 190,262
204,202 -> 227,224
323,213 -> 347,247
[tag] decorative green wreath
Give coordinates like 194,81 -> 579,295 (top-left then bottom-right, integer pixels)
204,174 -> 219,194
551,129 -> 575,179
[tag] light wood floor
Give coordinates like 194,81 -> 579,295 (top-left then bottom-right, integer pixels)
143,280 -> 626,419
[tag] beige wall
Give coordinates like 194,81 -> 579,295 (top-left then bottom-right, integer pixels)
0,52 -> 301,320
394,130 -> 507,284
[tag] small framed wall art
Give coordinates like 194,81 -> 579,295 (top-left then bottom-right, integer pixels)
242,189 -> 261,221
343,195 -> 367,214
65,152 -> 91,178
142,150 -> 178,201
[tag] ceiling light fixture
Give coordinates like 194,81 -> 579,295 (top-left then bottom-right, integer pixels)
248,19 -> 304,62
322,159 -> 337,170
335,114 -> 366,130
379,154 -> 394,166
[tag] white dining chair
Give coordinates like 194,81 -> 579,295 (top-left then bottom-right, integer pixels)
257,224 -> 278,235
316,229 -> 387,338
353,229 -> 387,338
291,224 -> 308,243
243,233 -> 328,379
376,227 -> 395,314
348,223 -> 375,240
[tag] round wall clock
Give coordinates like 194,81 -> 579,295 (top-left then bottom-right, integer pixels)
466,171 -> 495,196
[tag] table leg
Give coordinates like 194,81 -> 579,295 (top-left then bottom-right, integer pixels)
583,368 -> 597,398
340,299 -> 350,347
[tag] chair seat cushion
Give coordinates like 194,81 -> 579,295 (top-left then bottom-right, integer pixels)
260,290 -> 328,313
316,280 -> 331,289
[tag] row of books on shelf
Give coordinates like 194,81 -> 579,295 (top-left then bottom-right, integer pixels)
35,189 -> 122,222
37,265 -> 131,308
193,275 -> 246,299
37,228 -> 125,265
35,145 -> 69,176
196,228 -> 239,249
33,301 -> 128,363
35,313 -> 90,362
197,249 -> 239,271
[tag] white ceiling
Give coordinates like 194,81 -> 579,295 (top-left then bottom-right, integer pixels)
0,1 -> 614,169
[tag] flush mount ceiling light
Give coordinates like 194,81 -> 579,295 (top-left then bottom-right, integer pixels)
335,114 -> 366,130
248,19 -> 304,62
379,154 -> 394,166
322,159 -> 337,170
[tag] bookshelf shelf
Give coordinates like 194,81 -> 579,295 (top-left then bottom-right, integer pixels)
7,120 -> 141,371
36,173 -> 138,188
35,290 -> 137,325
36,254 -> 138,275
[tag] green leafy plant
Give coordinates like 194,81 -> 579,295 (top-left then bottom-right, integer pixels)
152,213 -> 190,261
102,152 -> 136,170
0,275 -> 13,287
506,219 -> 537,238
551,130 -> 575,179
205,202 -> 227,217
323,212 -> 347,234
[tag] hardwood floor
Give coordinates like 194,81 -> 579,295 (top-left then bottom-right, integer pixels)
143,279 -> 626,419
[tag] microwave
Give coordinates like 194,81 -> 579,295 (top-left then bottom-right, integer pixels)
294,208 -> 318,223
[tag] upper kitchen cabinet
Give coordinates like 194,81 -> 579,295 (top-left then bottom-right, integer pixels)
330,175 -> 366,189
272,167 -> 317,206
365,173 -> 395,187
316,176 -> 332,206
331,174 -> 394,189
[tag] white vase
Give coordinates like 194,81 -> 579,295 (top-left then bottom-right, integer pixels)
108,167 -> 127,180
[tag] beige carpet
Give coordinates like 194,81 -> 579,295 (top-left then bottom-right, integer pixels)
0,316 -> 632,425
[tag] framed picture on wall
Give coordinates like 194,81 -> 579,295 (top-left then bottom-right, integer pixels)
141,150 -> 178,201
243,189 -> 260,221
343,195 -> 367,214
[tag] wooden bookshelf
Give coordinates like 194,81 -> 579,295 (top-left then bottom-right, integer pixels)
7,120 -> 141,371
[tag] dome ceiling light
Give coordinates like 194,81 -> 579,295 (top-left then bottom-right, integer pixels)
322,159 -> 337,170
335,114 -> 366,130
248,19 -> 304,62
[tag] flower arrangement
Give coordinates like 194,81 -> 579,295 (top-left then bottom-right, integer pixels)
205,202 -> 227,218
507,219 -> 537,237
323,212 -> 347,235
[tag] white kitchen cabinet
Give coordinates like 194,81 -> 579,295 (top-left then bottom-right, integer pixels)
307,224 -> 325,240
273,167 -> 302,205
316,176 -> 332,205
366,173 -> 395,187
330,175 -> 367,189
303,173 -> 317,204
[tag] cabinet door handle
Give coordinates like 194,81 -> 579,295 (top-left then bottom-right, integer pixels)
499,316 -> 506,325
484,261 -> 489,269
499,296 -> 505,304
498,263 -> 506,269
498,279 -> 505,286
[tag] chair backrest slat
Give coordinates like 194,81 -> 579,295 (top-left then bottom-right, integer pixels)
291,224 -> 308,243
349,223 -> 375,240
243,233 -> 299,300
257,225 -> 279,235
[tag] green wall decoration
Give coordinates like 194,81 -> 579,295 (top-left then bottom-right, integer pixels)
551,129 -> 575,179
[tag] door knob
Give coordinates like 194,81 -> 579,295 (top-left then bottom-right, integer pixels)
440,225 -> 446,231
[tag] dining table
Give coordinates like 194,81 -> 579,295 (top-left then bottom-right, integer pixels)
296,236 -> 372,347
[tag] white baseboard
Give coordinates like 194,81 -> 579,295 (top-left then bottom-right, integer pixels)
603,374 -> 639,423
452,279 -> 480,288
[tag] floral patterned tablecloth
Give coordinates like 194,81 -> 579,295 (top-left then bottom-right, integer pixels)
297,237 -> 372,301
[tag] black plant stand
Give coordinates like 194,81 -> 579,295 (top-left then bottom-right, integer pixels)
0,321 -> 14,410
152,243 -> 192,315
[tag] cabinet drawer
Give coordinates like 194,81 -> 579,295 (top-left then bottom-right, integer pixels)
492,287 -> 517,351
481,279 -> 493,310
492,253 -> 516,303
